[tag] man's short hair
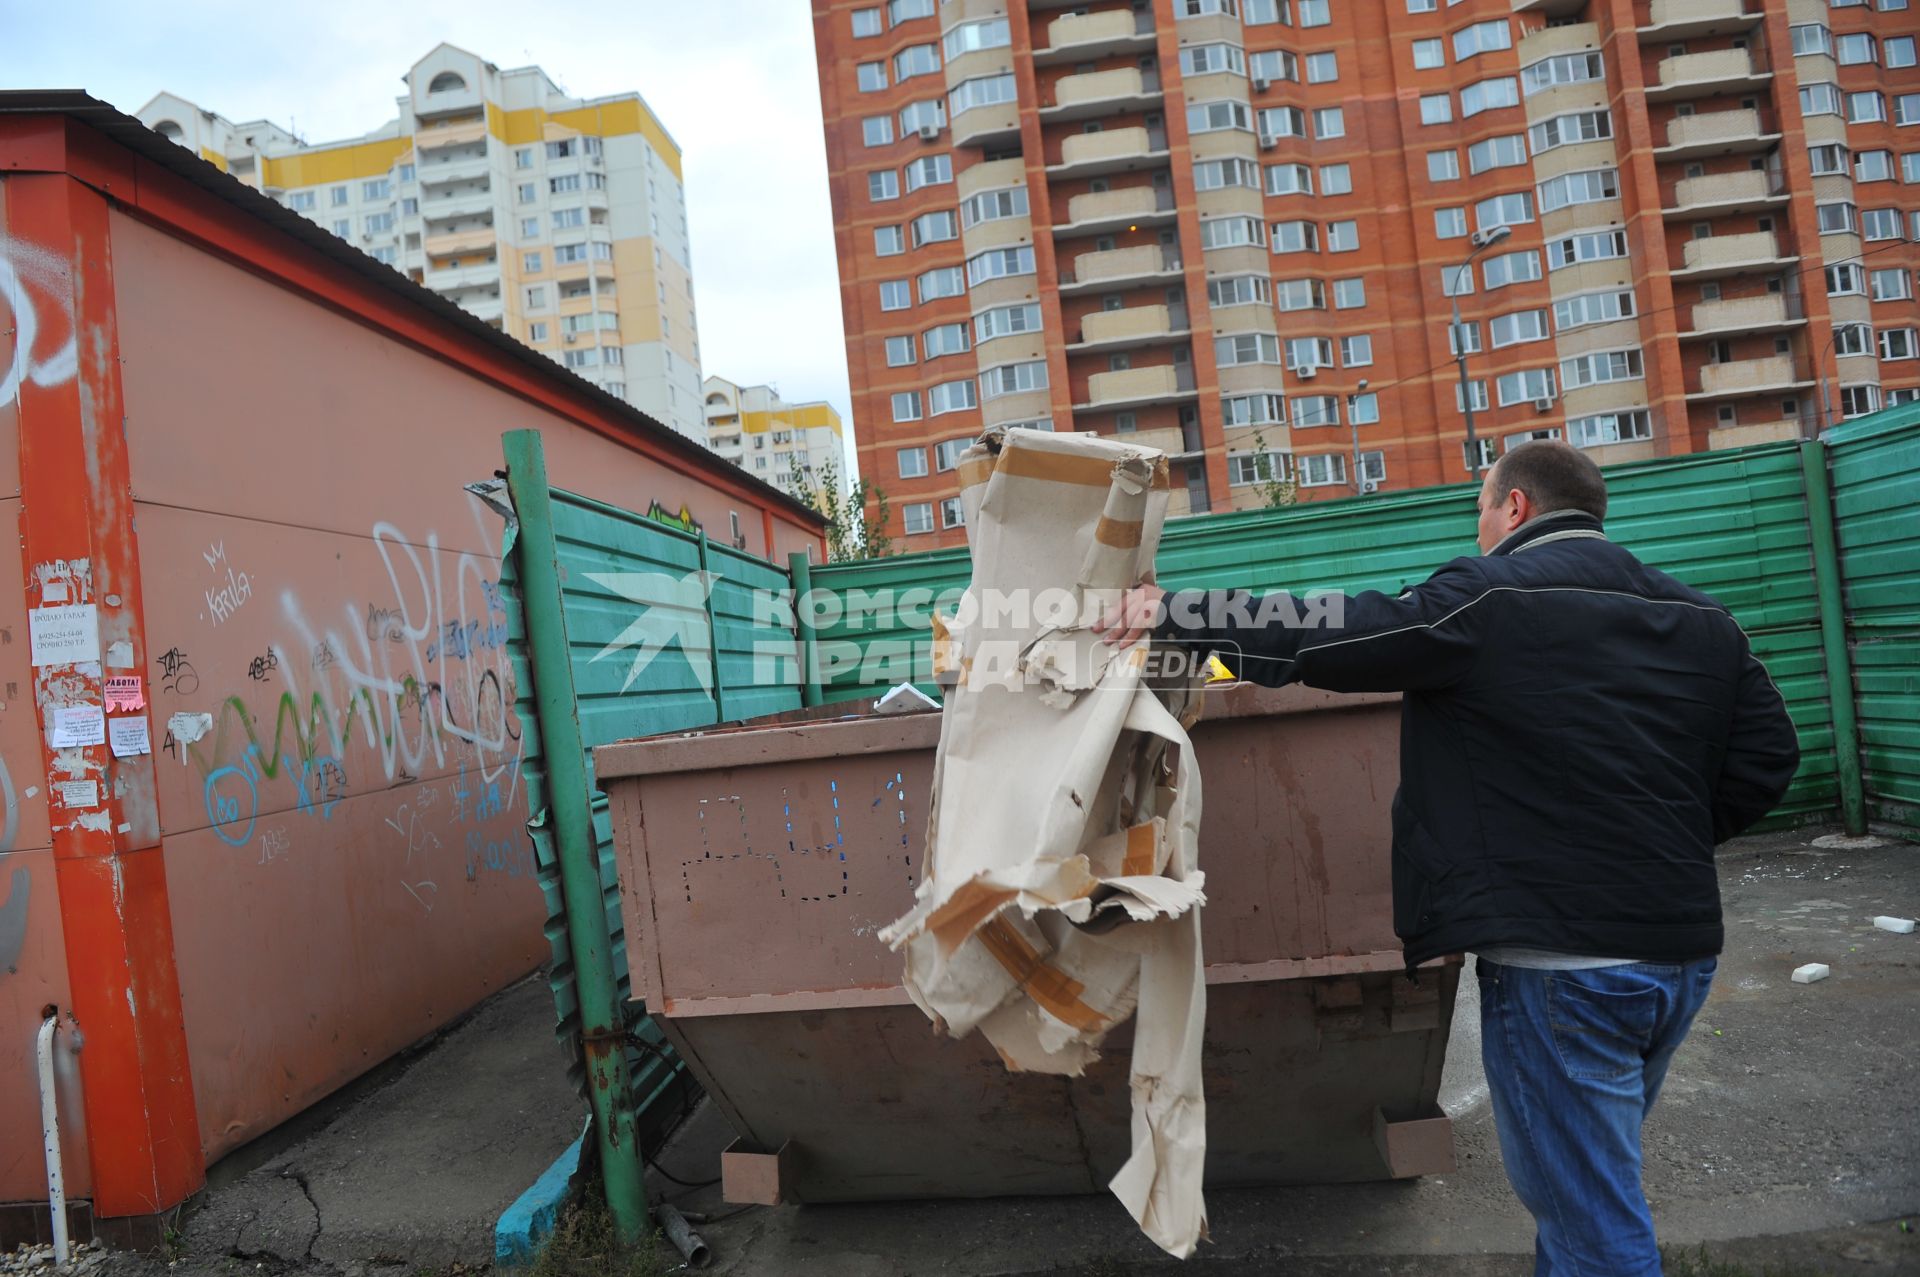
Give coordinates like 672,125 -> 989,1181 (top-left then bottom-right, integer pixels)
1490,441 -> 1608,522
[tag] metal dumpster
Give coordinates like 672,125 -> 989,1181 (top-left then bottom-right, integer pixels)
595,684 -> 1457,1201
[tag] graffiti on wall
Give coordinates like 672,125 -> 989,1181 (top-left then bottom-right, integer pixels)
2,232 -> 78,403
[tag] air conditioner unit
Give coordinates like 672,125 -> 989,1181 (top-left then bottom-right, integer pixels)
1258,135 -> 1278,150
565,333 -> 577,344
1533,397 -> 1554,412
1294,364 -> 1317,380
1359,478 -> 1379,494
918,124 -> 941,141
1254,77 -> 1272,92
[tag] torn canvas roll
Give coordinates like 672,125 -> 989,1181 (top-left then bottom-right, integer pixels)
879,427 -> 1208,1258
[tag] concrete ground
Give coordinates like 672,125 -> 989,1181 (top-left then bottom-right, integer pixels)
61,827 -> 1920,1277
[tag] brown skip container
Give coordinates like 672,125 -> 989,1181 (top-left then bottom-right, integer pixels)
595,684 -> 1458,1202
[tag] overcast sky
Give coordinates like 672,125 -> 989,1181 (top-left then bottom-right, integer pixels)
2,0 -> 857,467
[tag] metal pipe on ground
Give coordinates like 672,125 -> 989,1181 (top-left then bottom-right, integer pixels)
653,1204 -> 710,1269
36,1010 -> 70,1266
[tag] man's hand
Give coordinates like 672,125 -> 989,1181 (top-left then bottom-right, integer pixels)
1093,583 -> 1166,648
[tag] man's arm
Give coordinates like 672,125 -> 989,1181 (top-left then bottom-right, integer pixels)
1139,558 -> 1497,693
1712,641 -> 1801,842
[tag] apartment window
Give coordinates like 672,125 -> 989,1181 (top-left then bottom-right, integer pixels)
1469,134 -> 1528,174
875,225 -> 906,255
894,44 -> 941,80
1871,268 -> 1913,301
900,100 -> 947,135
526,321 -> 548,342
1217,274 -> 1279,307
1539,168 -> 1619,213
1341,335 -> 1374,366
904,155 -> 953,192
1790,24 -> 1833,56
1856,151 -> 1895,182
1223,393 -> 1286,426
1850,92 -> 1887,125
1862,208 -> 1903,240
898,447 -> 928,478
1489,309 -> 1549,348
1435,207 -> 1468,238
1293,397 -> 1340,427
1325,221 -> 1359,252
928,439 -> 970,472
1892,37 -> 1919,68
949,74 -> 1016,118
1817,201 -> 1857,234
939,497 -> 965,530
892,391 -> 923,422
1216,332 -> 1283,365
562,348 -> 601,369
1251,50 -> 1299,83
1840,385 -> 1881,418
1319,164 -> 1353,196
1314,107 -> 1346,139
1827,263 -> 1864,295
917,266 -> 965,301
1201,215 -> 1267,249
879,279 -> 912,310
1441,265 -> 1477,298
370,246 -> 399,266
1298,0 -> 1330,24
1453,20 -> 1512,60
857,62 -> 888,92
1837,32 -> 1877,63
869,171 -> 901,202
523,250 -> 543,273
1548,230 -> 1627,270
888,0 -> 934,20
1428,150 -> 1461,181
1560,348 -> 1644,390
552,174 -> 584,195
1286,336 -> 1335,369
1529,110 -> 1611,155
525,285 -> 548,308
1808,144 -> 1851,176
1190,100 -> 1254,133
927,380 -> 978,416
1244,0 -> 1287,23
981,360 -> 1048,398
1456,379 -> 1490,412
516,182 -> 538,204
552,208 -> 584,230
1834,323 -> 1873,357
1569,409 -> 1652,447
1496,368 -> 1556,405
975,303 -> 1042,341
966,246 -> 1034,286
1420,94 -> 1454,125
1349,394 -> 1381,426
1229,449 -> 1289,485
514,147 -> 534,169
288,191 -> 317,211
330,185 -> 349,207
520,217 -> 540,237
1554,289 -> 1636,331
1307,52 -> 1339,83
863,116 -> 894,146
362,211 -> 393,234
361,178 -> 392,201
943,18 -> 1009,58
1198,158 -> 1263,191
1334,278 -> 1367,309
960,186 -> 1028,227
903,503 -> 935,535
330,218 -> 349,236
852,6 -> 882,35
1269,219 -> 1319,253
1482,249 -> 1543,290
1522,52 -> 1604,96
546,139 -> 577,161
1878,329 -> 1917,361
1181,43 -> 1247,76
1298,453 -> 1348,486
1461,77 -> 1520,117
1905,154 -> 1920,183
1800,82 -> 1843,116
908,211 -> 957,248
1408,0 -> 1437,10
886,335 -> 917,367
1476,191 -> 1534,230
1414,39 -> 1445,69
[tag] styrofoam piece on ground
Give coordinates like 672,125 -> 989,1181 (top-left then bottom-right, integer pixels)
1791,963 -> 1830,984
1872,916 -> 1915,934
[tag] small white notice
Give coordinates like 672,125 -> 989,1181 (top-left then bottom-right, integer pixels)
55,780 -> 99,808
50,704 -> 106,749
29,603 -> 101,667
109,716 -> 152,758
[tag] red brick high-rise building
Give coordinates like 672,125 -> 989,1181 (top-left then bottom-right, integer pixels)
813,0 -> 1920,547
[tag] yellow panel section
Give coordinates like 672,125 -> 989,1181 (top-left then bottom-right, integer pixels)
486,97 -> 682,178
741,409 -> 775,435
263,137 -> 413,190
200,148 -> 229,173
791,403 -> 845,436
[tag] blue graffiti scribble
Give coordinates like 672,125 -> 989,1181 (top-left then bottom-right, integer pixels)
206,748 -> 262,847
286,753 -> 348,821
425,582 -> 511,662
466,830 -> 535,878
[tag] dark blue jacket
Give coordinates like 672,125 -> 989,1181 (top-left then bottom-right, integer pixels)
1159,510 -> 1801,966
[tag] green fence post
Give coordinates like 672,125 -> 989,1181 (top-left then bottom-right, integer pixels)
789,552 -> 823,708
500,429 -> 651,1244
1800,439 -> 1868,836
698,531 -> 729,724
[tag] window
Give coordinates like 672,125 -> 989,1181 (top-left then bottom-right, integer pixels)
1251,50 -> 1299,83
551,174 -> 583,195
1216,274 -> 1279,307
1293,397 -> 1340,427
1496,368 -> 1556,405
523,250 -> 543,272
1453,20 -> 1512,60
1216,332 -> 1282,365
1879,329 -> 1917,361
1522,52 -> 1604,96
1837,32 -> 1877,63
547,139 -> 578,161
1899,94 -> 1920,126
1817,201 -> 1856,234
1827,263 -> 1864,295
370,246 -> 398,266
514,148 -> 534,170
1569,409 -> 1652,447
1461,77 -> 1520,117
1862,208 -> 1903,240
1420,94 -> 1454,125
1273,277 -> 1326,310
1297,0 -> 1330,24
917,266 -> 965,301
960,186 -> 1028,227
1223,393 -> 1286,426
870,171 -> 901,204
894,43 -> 941,80
1554,289 -> 1635,330
966,246 -> 1034,285
1483,249 -> 1543,290
879,279 -> 912,310
520,217 -> 540,237
1341,335 -> 1374,366
1871,268 -> 1912,301
1489,309 -> 1549,348
527,321 -> 548,342
363,212 -> 393,234
1856,151 -> 1895,182
981,360 -> 1048,397
941,497 -> 965,530
1800,82 -> 1843,116
934,439 -> 972,471
1298,454 -> 1348,487
330,186 -> 349,207
517,181 -> 538,204
900,100 -> 947,134
887,0 -> 934,20
1840,385 -> 1881,419
1181,44 -> 1247,76
1408,0 -> 1437,10
1886,36 -> 1915,66
1325,220 -> 1359,252
892,391 -> 923,422
525,285 -> 548,308
898,447 -> 928,478
1414,39 -> 1446,70
1190,100 -> 1254,133
1560,348 -> 1643,390
288,191 -> 317,211
1286,336 -> 1335,370
1850,92 -> 1887,125
1334,277 -> 1367,309
852,7 -> 881,36
1428,149 -> 1461,181
907,211 -> 956,248
1319,164 -> 1353,196
1244,0 -> 1285,22
942,18 -> 1009,58
1548,229 -> 1628,269
552,207 -> 585,229
863,116 -> 894,146
1307,52 -> 1339,83
1269,219 -> 1319,253
1529,110 -> 1611,154
1456,379 -> 1489,412
1791,24 -> 1832,56
1834,323 -> 1873,357
1468,134 -> 1528,174
331,223 -> 347,244
1538,168 -> 1619,213
1441,265 -> 1476,297
1435,207 -> 1468,238
927,380 -> 978,415
950,74 -> 1016,117
1314,107 -> 1346,139
1350,393 -> 1380,424
903,503 -> 935,535
361,178 -> 391,201
858,62 -> 888,92
1476,191 -> 1534,230
886,335 -> 917,367
875,225 -> 906,255
905,155 -> 953,191
1199,215 -> 1266,250
1259,106 -> 1309,139
975,303 -> 1042,341
1808,144 -> 1851,176
1198,158 -> 1263,190
1229,449 -> 1289,485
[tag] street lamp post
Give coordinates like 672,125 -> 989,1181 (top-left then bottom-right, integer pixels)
1451,224 -> 1511,478
1348,377 -> 1370,494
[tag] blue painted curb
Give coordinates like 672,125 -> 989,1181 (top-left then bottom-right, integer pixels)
495,1126 -> 587,1269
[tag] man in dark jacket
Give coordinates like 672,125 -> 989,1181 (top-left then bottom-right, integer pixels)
1095,441 -> 1800,1275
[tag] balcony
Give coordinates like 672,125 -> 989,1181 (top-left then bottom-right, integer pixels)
1110,424 -> 1198,457
1079,364 -> 1199,411
416,118 -> 488,150
1070,303 -> 1191,352
421,188 -> 495,222
1672,230 -> 1795,280
951,102 -> 1021,150
1654,109 -> 1780,160
1034,8 -> 1155,65
419,152 -> 491,186
424,227 -> 496,257
1039,69 -> 1162,122
1687,354 -> 1814,400
1053,185 -> 1177,239
454,294 -> 504,325
424,260 -> 500,292
1708,418 -> 1805,449
1511,0 -> 1585,18
1638,0 -> 1764,41
1680,293 -> 1806,339
1666,168 -> 1787,218
1058,244 -> 1182,293
1047,126 -> 1170,179
1647,49 -> 1770,102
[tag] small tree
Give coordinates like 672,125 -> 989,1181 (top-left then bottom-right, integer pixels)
1248,431 -> 1298,509
789,455 -> 895,561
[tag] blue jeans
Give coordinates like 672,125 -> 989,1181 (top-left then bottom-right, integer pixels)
1477,956 -> 1718,1277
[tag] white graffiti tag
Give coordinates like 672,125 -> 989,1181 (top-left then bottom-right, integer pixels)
1,235 -> 79,403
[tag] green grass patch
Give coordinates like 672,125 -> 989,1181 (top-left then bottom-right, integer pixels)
528,1192 -> 666,1277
